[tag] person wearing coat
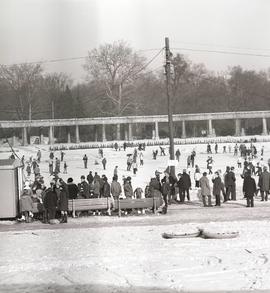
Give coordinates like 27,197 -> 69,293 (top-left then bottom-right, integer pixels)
124,177 -> 134,198
43,182 -> 58,223
102,157 -> 107,170
67,177 -> 79,199
258,166 -> 270,201
225,167 -> 236,201
101,176 -> 111,198
161,175 -> 170,214
212,171 -> 223,206
111,176 -> 122,199
91,178 -> 100,198
58,180 -> 69,223
19,184 -> 34,223
199,172 -> 212,207
177,173 -> 185,203
182,169 -> 191,201
243,171 -> 256,207
78,175 -> 90,199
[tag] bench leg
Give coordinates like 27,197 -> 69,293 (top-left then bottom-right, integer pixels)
118,199 -> 121,217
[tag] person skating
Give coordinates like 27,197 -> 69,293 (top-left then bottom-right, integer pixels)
175,149 -> 181,162
206,156 -> 213,175
83,154 -> 88,169
194,166 -> 201,189
102,157 -> 107,170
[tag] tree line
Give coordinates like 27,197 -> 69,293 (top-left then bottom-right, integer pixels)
0,40 -> 270,124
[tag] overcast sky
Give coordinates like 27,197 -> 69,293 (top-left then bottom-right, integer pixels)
1,0 -> 270,81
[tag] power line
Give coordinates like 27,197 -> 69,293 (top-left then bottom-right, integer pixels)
172,47 -> 270,58
130,48 -> 164,80
172,41 -> 270,53
0,49 -> 163,67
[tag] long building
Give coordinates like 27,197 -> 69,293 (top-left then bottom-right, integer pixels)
0,110 -> 269,145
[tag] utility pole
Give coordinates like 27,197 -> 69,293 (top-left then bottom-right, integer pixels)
165,37 -> 175,177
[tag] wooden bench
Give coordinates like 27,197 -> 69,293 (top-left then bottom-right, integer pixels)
114,197 -> 163,217
68,198 -> 114,217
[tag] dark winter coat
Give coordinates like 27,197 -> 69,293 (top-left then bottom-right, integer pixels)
182,173 -> 191,189
259,171 -> 270,191
78,181 -> 90,198
177,177 -> 184,190
161,181 -> 170,196
243,176 -> 256,197
67,183 -> 79,199
212,176 -> 223,195
43,189 -> 58,209
102,181 -> 111,197
124,182 -> 133,198
225,171 -> 236,187
58,189 -> 68,211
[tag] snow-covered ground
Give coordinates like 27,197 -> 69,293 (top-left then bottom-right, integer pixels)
1,140 -> 270,292
1,220 -> 270,292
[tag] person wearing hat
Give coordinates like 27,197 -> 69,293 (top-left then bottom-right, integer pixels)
199,172 -> 212,207
258,166 -> 270,201
243,170 -> 256,207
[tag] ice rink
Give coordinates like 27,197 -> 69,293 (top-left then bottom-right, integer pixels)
1,140 -> 270,292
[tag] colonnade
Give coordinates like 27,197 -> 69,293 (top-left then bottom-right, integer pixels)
16,116 -> 269,146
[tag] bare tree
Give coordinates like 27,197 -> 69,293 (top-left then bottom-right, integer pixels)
83,40 -> 146,116
0,63 -> 43,120
42,72 -> 72,119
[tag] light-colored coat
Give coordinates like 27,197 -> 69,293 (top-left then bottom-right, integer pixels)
199,176 -> 211,196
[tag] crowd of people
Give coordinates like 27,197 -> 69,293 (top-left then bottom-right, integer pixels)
17,141 -> 270,224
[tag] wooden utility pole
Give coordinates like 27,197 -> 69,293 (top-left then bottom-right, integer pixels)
165,37 -> 175,176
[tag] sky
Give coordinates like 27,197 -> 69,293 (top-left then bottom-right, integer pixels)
1,0 -> 270,82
